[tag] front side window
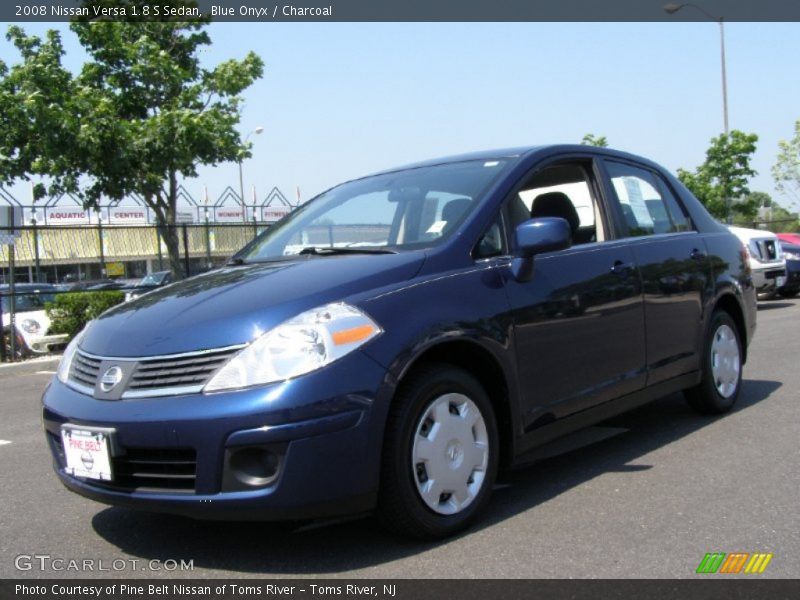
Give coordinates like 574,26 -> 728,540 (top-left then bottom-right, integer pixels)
605,161 -> 691,237
240,160 -> 509,261
474,214 -> 505,258
506,162 -> 604,245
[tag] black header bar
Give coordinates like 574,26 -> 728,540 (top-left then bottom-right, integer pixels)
3,0 -> 800,23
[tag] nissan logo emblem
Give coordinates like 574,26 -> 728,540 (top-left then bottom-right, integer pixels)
100,366 -> 123,392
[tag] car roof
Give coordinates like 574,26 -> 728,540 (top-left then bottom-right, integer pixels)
0,283 -> 56,291
370,144 -> 666,175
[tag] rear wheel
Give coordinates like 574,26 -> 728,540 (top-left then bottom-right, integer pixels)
779,289 -> 798,298
377,364 -> 499,539
685,311 -> 743,415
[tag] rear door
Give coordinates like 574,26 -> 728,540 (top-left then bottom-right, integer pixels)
600,159 -> 712,385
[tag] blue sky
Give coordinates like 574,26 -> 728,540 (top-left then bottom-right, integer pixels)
2,21 -> 800,211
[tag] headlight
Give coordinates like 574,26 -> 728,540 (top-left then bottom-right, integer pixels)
56,324 -> 91,384
21,319 -> 40,334
204,302 -> 382,392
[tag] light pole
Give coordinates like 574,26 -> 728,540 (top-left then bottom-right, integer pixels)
238,126 -> 264,223
664,3 -> 728,134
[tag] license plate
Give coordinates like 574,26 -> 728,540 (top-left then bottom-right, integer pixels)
776,276 -> 786,287
61,425 -> 114,481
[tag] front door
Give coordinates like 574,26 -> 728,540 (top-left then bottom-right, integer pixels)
503,158 -> 647,429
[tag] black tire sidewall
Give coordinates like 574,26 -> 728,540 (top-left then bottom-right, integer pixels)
700,311 -> 743,412
381,365 -> 499,538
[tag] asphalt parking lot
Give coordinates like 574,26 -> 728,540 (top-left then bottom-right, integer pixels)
1,298 -> 799,579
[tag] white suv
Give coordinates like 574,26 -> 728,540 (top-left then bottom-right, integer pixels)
728,226 -> 787,299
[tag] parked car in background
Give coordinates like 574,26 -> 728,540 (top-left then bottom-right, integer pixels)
43,145 -> 756,539
728,226 -> 786,300
778,242 -> 800,298
124,271 -> 173,302
63,279 -> 121,292
776,233 -> 800,245
1,283 -> 68,356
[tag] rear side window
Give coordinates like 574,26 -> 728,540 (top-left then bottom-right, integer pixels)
605,161 -> 691,237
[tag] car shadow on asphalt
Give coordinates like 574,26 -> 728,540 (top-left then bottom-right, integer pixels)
90,378 -> 781,575
757,301 -> 795,311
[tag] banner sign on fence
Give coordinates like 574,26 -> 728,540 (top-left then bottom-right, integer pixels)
214,208 -> 246,222
175,210 -> 197,224
109,208 -> 148,225
262,206 -> 291,222
45,208 -> 97,225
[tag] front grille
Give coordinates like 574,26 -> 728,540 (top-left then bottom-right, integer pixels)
69,353 -> 101,389
46,431 -> 66,469
765,269 -> 786,280
128,347 -> 239,391
98,447 -> 197,494
47,431 -> 197,494
66,345 -> 244,398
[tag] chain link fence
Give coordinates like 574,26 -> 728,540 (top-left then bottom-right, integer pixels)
1,221 -> 268,283
1,222 -> 271,362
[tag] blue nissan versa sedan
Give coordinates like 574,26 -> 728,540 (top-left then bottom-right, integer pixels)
43,145 -> 756,539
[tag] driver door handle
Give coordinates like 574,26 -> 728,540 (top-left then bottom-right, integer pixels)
611,261 -> 635,276
690,248 -> 707,260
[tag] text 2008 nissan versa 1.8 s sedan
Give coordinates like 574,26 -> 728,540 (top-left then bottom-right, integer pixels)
43,145 -> 756,539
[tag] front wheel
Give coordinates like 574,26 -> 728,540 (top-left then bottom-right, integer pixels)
685,311 -> 743,415
377,364 -> 499,539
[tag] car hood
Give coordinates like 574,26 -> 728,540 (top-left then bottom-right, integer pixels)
81,252 -> 425,357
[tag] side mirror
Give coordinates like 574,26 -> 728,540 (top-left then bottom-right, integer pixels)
511,217 -> 572,282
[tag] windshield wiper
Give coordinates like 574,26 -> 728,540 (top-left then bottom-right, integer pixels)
298,246 -> 397,256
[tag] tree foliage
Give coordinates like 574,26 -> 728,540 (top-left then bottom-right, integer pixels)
0,1 -> 265,279
46,291 -> 125,339
677,130 -> 758,221
730,191 -> 771,226
0,27 -> 80,199
580,133 -> 608,147
772,119 -> 800,204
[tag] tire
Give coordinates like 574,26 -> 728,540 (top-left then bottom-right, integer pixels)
377,364 -> 499,539
684,311 -> 743,415
779,289 -> 798,298
2,327 -> 28,361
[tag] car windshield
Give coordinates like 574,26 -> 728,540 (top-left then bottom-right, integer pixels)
239,159 -> 509,261
1,291 -> 55,314
139,273 -> 166,286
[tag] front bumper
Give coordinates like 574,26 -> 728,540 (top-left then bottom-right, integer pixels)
750,263 -> 786,293
28,332 -> 69,354
42,350 -> 394,520
778,260 -> 800,293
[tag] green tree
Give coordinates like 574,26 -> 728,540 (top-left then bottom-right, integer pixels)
677,130 -> 758,222
0,1 -> 264,279
580,133 -> 608,147
730,191 -> 771,226
0,27 -> 80,199
760,203 -> 800,233
772,119 -> 800,205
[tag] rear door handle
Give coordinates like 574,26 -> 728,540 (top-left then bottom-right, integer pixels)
690,248 -> 707,260
611,261 -> 635,276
